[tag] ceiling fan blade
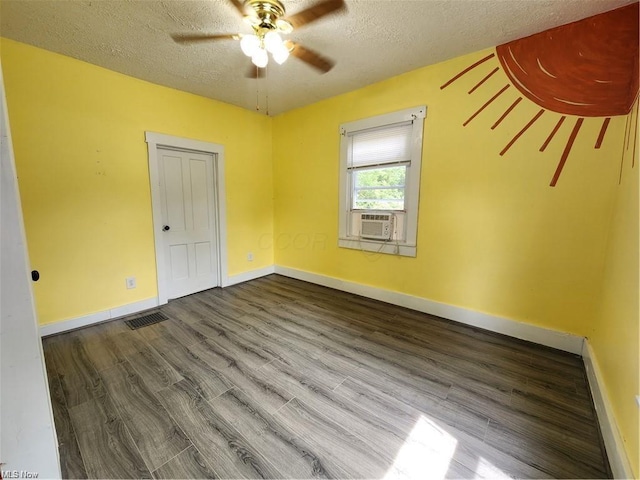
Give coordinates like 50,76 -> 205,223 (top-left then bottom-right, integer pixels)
228,0 -> 248,17
285,0 -> 346,29
286,41 -> 334,73
171,33 -> 239,44
246,65 -> 266,78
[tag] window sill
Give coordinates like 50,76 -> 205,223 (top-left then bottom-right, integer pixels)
338,238 -> 417,257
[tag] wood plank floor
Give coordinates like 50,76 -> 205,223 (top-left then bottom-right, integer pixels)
42,274 -> 610,479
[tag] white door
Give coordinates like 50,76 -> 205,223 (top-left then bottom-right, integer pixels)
1,63 -> 60,477
157,148 -> 219,300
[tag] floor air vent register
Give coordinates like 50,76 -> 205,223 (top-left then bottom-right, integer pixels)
124,312 -> 168,330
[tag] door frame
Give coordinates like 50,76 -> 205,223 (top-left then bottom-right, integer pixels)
145,131 -> 228,305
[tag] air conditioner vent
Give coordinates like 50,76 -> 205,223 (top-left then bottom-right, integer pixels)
362,214 -> 391,221
360,213 -> 393,240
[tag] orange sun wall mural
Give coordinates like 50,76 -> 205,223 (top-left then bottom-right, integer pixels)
441,2 -> 639,186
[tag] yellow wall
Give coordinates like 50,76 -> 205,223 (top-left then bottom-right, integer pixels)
1,38 -> 273,325
591,104 -> 639,476
273,48 -> 625,337
1,20 -> 637,476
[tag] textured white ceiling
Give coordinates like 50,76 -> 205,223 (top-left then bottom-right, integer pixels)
0,0 -> 635,115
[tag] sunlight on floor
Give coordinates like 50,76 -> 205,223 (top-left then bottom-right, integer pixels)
474,456 -> 512,479
383,416 -> 457,480
382,416 -> 513,479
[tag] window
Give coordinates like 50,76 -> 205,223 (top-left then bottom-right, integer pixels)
339,106 -> 426,257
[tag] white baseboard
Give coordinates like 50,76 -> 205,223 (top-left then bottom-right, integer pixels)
274,265 -> 584,354
582,340 -> 634,479
38,266 -> 583,354
37,264 -> 277,337
224,265 -> 275,287
39,297 -> 159,337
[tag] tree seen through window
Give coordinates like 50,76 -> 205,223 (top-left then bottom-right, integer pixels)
353,165 -> 406,210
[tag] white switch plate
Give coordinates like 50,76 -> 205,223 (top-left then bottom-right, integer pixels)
126,277 -> 136,289
636,395 -> 640,408
247,252 -> 254,261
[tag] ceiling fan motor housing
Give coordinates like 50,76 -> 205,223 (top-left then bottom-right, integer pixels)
246,0 -> 287,29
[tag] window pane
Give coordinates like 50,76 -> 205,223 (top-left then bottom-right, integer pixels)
354,165 -> 406,188
354,189 -> 405,210
353,166 -> 406,210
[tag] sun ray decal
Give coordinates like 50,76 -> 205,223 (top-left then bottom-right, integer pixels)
500,109 -> 546,157
633,103 -> 639,166
491,97 -> 522,130
594,118 -> 611,149
551,117 -> 584,187
440,53 -> 495,90
469,67 -> 500,94
441,2 -> 639,187
462,84 -> 510,126
540,116 -> 566,152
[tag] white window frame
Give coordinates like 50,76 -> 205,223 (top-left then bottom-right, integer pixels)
338,106 -> 426,257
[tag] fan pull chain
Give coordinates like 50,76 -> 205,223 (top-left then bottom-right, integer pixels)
255,66 -> 260,112
265,65 -> 270,116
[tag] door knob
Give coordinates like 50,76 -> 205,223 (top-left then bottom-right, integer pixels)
163,225 -> 170,231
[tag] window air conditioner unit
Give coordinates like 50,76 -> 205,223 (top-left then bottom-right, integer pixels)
360,213 -> 393,240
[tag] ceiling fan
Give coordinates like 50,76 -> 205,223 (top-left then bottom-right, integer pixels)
171,0 -> 345,75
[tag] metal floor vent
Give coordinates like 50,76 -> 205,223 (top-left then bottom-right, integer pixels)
124,312 -> 168,330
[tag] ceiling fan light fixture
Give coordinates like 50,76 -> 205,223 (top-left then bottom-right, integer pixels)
272,43 -> 290,64
275,19 -> 293,34
251,47 -> 269,68
240,34 -> 260,56
264,31 -> 283,53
